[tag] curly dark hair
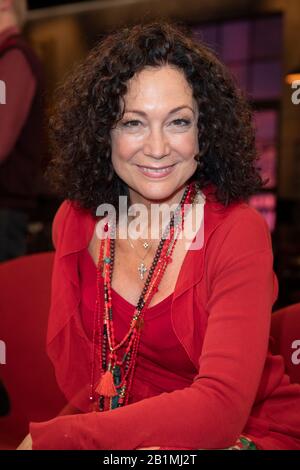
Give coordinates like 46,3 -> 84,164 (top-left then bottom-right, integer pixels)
46,20 -> 265,216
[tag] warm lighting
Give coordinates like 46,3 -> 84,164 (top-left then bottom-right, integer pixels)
285,68 -> 300,85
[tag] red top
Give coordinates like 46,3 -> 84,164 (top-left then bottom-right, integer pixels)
79,248 -> 197,403
29,185 -> 300,450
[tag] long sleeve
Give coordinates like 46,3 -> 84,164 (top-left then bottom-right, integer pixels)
51,200 -> 70,250
0,49 -> 36,163
30,207 -> 276,449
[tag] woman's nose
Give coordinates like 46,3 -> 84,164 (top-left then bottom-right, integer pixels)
143,126 -> 170,158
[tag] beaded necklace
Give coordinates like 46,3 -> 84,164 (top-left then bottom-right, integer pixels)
89,181 -> 199,411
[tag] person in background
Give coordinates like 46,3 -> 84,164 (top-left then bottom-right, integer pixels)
0,0 -> 45,262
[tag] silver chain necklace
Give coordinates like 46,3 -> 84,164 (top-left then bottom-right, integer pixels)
127,235 -> 153,280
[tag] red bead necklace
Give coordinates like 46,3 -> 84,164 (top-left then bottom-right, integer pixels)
89,181 -> 199,411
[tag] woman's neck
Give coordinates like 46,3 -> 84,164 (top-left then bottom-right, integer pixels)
125,184 -> 188,240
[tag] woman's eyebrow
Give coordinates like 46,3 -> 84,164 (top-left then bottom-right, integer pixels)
124,105 -> 195,116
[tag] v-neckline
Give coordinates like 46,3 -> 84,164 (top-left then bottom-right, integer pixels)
82,246 -> 174,310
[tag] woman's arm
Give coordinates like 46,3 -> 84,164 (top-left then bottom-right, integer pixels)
16,397 -> 83,449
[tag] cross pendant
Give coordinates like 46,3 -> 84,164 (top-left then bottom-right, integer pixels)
138,263 -> 147,280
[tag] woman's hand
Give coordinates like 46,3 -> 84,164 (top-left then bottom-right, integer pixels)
16,433 -> 32,450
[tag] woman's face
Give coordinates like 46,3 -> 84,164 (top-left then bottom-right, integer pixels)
110,65 -> 199,206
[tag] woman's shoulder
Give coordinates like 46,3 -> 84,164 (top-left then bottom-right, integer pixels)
205,197 -> 273,255
221,201 -> 270,231
202,184 -> 269,234
51,199 -> 95,252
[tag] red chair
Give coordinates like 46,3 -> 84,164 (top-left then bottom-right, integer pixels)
270,303 -> 300,384
0,252 -> 67,449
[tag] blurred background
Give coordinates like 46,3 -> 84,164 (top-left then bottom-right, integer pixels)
4,0 -> 300,308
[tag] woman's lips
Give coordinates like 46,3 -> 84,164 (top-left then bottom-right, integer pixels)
136,163 -> 177,179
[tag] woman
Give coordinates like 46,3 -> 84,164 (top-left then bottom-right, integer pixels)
19,21 -> 300,450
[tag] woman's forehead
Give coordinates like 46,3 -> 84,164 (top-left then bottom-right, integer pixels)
122,66 -> 195,109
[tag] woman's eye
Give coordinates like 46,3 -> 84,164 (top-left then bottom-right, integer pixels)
172,119 -> 191,126
122,120 -> 141,127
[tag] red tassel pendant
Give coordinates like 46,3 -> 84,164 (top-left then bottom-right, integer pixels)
95,369 -> 117,397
